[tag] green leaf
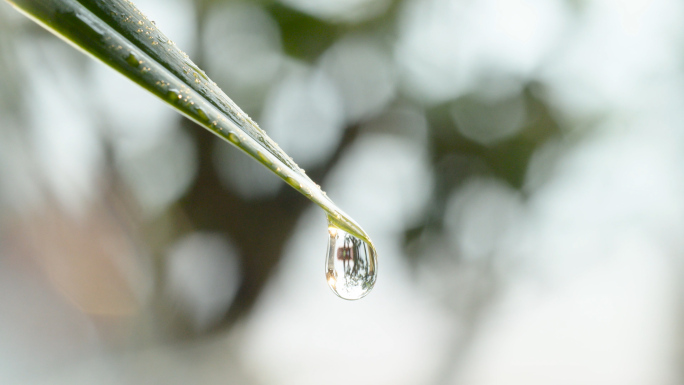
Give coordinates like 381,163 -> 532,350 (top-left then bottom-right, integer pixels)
5,0 -> 372,244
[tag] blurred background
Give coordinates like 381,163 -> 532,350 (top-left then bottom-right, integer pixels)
0,0 -> 683,383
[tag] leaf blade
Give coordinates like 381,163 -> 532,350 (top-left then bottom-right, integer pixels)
6,0 -> 372,243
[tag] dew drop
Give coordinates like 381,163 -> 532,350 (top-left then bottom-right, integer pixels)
196,108 -> 209,122
125,52 -> 140,67
228,133 -> 240,144
167,88 -> 182,103
325,217 -> 377,300
256,151 -> 272,166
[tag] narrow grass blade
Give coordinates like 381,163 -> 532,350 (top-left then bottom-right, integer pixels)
6,0 -> 372,243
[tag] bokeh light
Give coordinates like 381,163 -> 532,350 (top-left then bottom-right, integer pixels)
1,0 -> 683,383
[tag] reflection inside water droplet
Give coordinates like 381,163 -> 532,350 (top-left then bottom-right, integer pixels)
326,217 -> 377,300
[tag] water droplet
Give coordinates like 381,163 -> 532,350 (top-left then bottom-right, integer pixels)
196,108 -> 209,122
125,52 -> 140,67
286,176 -> 299,188
228,133 -> 240,144
256,151 -> 272,166
325,218 -> 377,300
167,88 -> 181,102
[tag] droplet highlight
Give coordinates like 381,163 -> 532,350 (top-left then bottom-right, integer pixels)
325,217 -> 377,300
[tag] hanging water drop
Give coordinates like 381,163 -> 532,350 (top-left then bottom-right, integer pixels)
325,217 -> 377,300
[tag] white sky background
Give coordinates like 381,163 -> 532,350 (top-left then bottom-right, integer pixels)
1,0 -> 684,383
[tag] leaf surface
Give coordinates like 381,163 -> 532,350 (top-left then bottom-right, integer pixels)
6,0 -> 371,243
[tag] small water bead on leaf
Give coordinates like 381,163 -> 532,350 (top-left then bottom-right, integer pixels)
285,176 -> 300,189
228,133 -> 240,144
196,108 -> 209,122
325,217 -> 378,300
126,52 -> 140,67
167,88 -> 181,103
256,151 -> 272,166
